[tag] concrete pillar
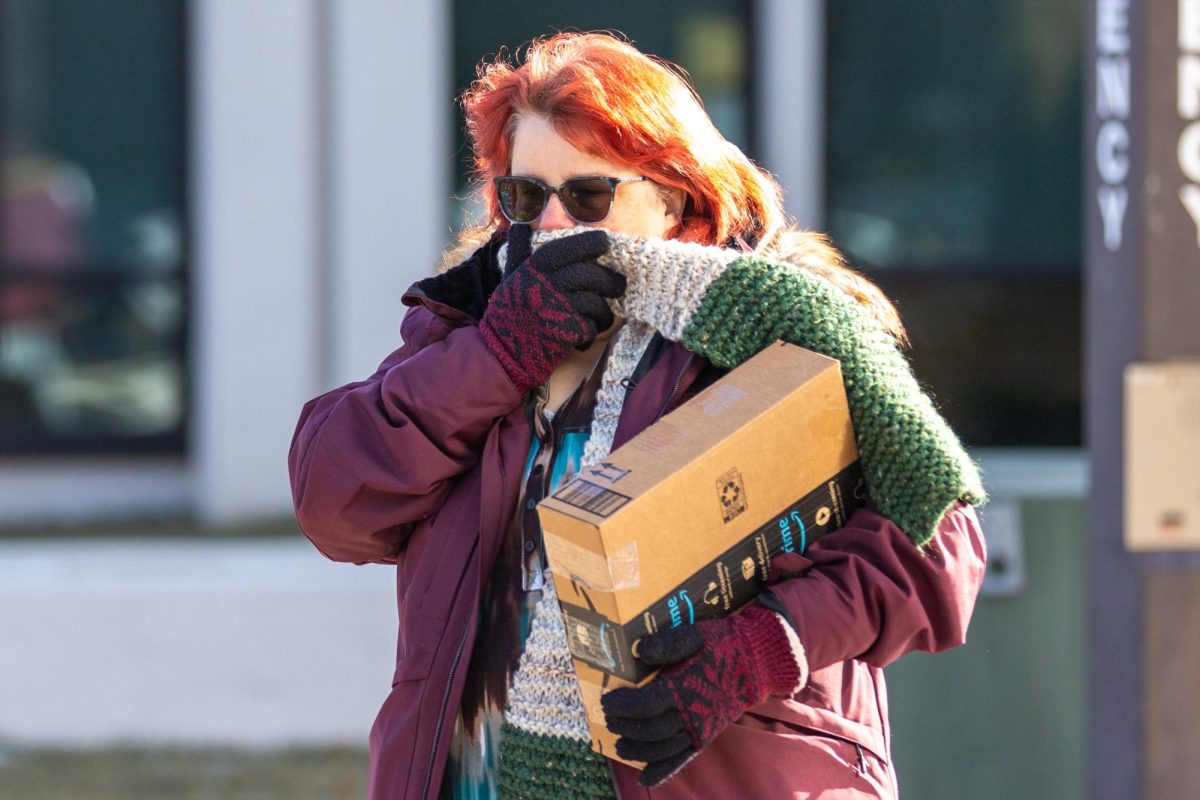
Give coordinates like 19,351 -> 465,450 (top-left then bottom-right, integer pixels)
190,0 -> 324,522
325,0 -> 450,388
756,0 -> 824,227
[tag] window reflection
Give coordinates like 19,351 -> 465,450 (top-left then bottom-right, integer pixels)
827,2 -> 1081,272
826,0 -> 1083,446
1,154 -> 92,269
0,274 -> 185,450
0,0 -> 186,454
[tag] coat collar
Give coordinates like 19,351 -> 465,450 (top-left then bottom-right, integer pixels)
402,230 -> 504,324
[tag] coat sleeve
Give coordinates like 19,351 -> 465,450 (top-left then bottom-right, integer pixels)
764,500 -> 987,672
288,305 -> 524,565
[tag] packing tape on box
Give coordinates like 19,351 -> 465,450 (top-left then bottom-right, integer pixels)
544,534 -> 640,591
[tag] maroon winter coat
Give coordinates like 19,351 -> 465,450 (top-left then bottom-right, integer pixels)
289,261 -> 987,800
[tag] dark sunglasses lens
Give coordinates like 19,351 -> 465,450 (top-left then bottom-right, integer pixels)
562,178 -> 615,223
496,178 -> 546,223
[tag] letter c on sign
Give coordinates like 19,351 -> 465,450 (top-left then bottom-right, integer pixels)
1180,121 -> 1200,183
1097,120 -> 1129,184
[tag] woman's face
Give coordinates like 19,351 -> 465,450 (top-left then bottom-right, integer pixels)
508,114 -> 682,239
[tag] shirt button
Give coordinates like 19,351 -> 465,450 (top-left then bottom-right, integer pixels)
524,540 -> 536,552
526,498 -> 537,510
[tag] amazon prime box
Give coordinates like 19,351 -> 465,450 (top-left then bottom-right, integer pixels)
537,340 -> 865,761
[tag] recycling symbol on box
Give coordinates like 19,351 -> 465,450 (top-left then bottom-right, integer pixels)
716,467 -> 747,522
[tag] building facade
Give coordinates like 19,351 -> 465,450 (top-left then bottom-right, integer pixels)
0,2 -> 1098,797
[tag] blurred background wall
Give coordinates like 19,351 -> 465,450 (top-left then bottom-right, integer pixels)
0,1 -> 1091,798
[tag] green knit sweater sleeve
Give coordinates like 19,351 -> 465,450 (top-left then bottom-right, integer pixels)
681,256 -> 987,545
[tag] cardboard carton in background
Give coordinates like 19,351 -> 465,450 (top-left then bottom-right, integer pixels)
538,341 -> 866,760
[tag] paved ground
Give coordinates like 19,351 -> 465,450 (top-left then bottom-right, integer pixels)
0,745 -> 370,799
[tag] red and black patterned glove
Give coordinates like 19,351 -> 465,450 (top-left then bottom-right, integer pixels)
479,225 -> 624,393
600,603 -> 807,788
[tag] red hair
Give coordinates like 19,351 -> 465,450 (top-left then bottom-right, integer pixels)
460,32 -> 786,246
456,32 -> 907,344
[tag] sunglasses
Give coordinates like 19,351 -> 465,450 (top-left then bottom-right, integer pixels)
493,175 -> 648,224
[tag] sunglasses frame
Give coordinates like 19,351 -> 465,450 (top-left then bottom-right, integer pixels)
492,175 -> 648,224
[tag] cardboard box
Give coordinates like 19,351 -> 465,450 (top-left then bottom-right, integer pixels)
537,341 -> 865,761
1125,360 -> 1200,550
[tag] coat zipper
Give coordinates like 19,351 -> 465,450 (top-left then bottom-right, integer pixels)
421,626 -> 471,800
653,354 -> 695,422
429,308 -> 461,326
421,378 -> 558,800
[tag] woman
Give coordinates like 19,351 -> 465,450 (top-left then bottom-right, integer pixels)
289,32 -> 987,800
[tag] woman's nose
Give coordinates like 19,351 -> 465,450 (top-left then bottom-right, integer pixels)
535,194 -> 575,231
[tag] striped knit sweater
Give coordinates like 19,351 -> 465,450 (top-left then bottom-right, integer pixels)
495,230 -> 988,799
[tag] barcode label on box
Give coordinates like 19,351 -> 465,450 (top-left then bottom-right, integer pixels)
553,479 -> 632,518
